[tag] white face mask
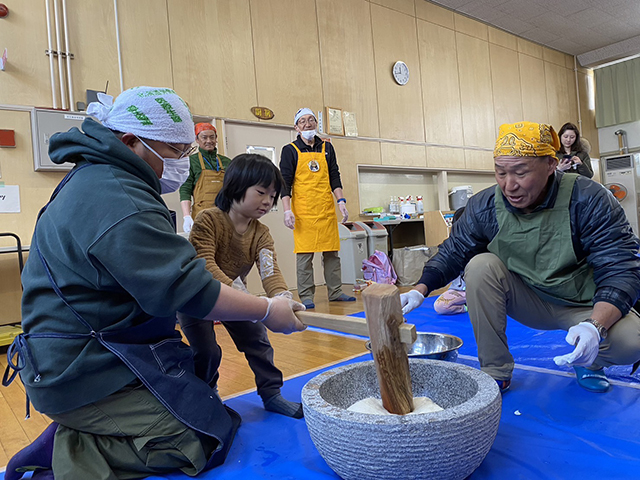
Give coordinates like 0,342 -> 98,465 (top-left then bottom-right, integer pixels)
301,129 -> 316,141
158,156 -> 190,194
137,137 -> 190,194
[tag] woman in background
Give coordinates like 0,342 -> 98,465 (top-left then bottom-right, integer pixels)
556,122 -> 594,178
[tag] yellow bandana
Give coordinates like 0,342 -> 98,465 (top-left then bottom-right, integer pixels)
494,122 -> 560,158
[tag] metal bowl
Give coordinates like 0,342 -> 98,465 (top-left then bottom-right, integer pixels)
365,332 -> 463,362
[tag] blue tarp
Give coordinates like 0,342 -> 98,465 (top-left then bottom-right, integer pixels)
5,298 -> 640,479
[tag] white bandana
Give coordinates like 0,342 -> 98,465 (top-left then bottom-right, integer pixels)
87,86 -> 195,144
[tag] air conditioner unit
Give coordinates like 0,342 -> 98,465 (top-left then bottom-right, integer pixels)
600,153 -> 640,236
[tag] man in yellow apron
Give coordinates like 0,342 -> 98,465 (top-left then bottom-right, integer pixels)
280,108 -> 356,309
400,122 -> 640,394
180,123 -> 231,232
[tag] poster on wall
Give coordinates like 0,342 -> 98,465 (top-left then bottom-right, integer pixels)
0,185 -> 20,213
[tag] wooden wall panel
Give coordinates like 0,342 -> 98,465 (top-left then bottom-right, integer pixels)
519,53 -> 549,124
370,0 -> 415,16
418,20 -> 464,146
371,4 -> 425,142
330,138 -> 382,215
454,13 -> 488,40
167,0 -> 256,120
456,33 -> 495,148
566,67 -> 580,128
465,149 -> 494,171
490,44 -> 523,132
0,0 -> 51,107
577,71 -> 599,156
488,26 -> 517,50
426,146 -> 465,169
66,0 -> 119,106
380,142 -> 427,167
545,62 -> 571,131
517,38 -> 543,58
543,47 -> 566,67
250,0 -> 323,127
317,0 -> 379,137
415,0 -> 454,28
117,0 -> 173,90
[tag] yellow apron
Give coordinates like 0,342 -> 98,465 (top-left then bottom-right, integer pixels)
290,142 -> 340,253
192,152 -> 225,219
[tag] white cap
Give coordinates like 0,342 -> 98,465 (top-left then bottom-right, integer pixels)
87,86 -> 195,144
294,107 -> 315,126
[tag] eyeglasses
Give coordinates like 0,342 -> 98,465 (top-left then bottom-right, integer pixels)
297,117 -> 317,127
165,142 -> 198,159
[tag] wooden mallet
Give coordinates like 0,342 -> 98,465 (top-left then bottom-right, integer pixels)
295,283 -> 415,415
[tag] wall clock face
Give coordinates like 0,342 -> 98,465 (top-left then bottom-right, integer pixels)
393,61 -> 409,85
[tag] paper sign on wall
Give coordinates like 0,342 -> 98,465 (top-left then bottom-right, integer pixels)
0,185 -> 20,213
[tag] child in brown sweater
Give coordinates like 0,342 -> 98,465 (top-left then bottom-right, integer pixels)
179,154 -> 304,418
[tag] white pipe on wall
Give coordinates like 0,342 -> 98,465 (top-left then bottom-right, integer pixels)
114,0 -> 124,93
44,0 -> 58,109
61,0 -> 74,111
52,0 -> 67,109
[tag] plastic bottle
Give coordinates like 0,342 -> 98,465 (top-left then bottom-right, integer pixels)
416,195 -> 424,214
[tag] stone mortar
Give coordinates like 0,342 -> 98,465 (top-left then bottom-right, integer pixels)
302,359 -> 501,480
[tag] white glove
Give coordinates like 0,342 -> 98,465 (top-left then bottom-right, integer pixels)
553,322 -> 601,367
400,289 -> 425,315
284,210 -> 295,229
260,296 -> 307,334
183,215 -> 194,233
231,276 -> 250,294
338,202 -> 349,223
275,290 -> 294,300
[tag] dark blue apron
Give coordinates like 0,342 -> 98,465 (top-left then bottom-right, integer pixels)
3,163 -> 240,471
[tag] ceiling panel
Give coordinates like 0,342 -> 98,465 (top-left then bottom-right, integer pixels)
427,0 -> 640,65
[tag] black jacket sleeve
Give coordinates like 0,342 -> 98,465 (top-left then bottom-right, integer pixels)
325,142 -> 343,192
572,177 -> 640,315
279,144 -> 297,198
417,189 -> 498,292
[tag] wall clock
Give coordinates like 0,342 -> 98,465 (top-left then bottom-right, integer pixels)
392,61 -> 409,85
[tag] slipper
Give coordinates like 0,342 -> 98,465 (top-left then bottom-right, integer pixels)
302,300 -> 315,309
331,293 -> 356,302
574,366 -> 610,393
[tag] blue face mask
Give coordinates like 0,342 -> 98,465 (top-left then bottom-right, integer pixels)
136,137 -> 190,194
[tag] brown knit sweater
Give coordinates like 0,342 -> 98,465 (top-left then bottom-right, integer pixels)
189,207 -> 288,297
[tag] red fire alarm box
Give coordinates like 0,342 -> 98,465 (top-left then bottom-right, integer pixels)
0,129 -> 16,147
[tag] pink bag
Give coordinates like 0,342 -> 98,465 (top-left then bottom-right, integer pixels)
362,250 -> 397,285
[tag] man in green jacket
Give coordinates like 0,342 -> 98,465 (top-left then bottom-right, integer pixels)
179,122 -> 232,232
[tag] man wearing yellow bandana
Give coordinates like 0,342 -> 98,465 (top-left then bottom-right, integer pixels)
401,121 -> 640,394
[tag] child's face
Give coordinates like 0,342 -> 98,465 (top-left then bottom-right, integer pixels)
235,183 -> 277,219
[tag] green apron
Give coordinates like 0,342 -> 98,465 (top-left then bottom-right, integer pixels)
487,173 -> 596,306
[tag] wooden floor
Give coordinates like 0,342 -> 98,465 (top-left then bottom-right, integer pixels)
0,285 -> 401,468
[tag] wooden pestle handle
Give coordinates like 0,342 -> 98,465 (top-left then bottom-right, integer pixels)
295,310 -> 417,345
363,283 -> 414,415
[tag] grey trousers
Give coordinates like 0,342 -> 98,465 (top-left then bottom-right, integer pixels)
464,253 -> 640,381
296,251 -> 344,302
